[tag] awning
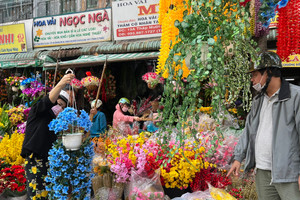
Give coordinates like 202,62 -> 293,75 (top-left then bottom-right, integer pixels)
0,50 -> 56,69
43,52 -> 160,70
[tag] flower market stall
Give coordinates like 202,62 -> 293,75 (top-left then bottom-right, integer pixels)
0,0 -> 294,199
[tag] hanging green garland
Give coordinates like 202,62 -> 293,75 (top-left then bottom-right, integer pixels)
157,0 -> 259,149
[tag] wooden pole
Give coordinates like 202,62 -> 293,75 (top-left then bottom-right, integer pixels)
89,56 -> 108,120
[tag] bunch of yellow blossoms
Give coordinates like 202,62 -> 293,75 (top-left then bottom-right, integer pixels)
161,142 -> 214,189
107,133 -> 147,167
6,106 -> 25,126
156,0 -> 190,79
0,131 -> 25,165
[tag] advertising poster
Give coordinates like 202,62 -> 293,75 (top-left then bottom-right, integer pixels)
33,9 -> 111,48
0,23 -> 27,54
112,0 -> 161,40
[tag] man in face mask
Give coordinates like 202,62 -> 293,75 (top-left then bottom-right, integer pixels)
113,97 -> 140,129
21,73 -> 74,199
227,52 -> 300,199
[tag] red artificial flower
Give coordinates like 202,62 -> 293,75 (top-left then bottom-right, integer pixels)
86,71 -> 92,76
17,185 -> 26,192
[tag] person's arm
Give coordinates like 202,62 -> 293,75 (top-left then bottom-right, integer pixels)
119,114 -> 140,123
294,92 -> 300,190
227,106 -> 254,177
49,73 -> 74,104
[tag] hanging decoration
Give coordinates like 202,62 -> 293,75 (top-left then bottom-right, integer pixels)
259,0 -> 290,28
81,71 -> 99,91
156,0 -> 190,79
249,0 -> 270,37
277,0 -> 299,61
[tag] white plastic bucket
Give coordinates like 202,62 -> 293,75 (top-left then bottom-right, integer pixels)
62,132 -> 84,151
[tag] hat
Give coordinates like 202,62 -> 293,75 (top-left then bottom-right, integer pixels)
249,52 -> 282,73
118,97 -> 130,105
59,90 -> 70,104
91,99 -> 102,109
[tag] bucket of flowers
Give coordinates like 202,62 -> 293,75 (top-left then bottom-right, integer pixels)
142,72 -> 164,89
48,107 -> 92,151
0,165 -> 27,199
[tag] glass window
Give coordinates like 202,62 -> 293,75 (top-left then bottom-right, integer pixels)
86,0 -> 98,9
0,0 -> 33,23
37,0 -> 50,17
60,0 -> 75,14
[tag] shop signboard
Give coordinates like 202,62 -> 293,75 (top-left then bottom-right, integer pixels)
270,50 -> 300,67
33,9 -> 111,48
0,23 -> 27,54
112,0 -> 161,40
282,54 -> 300,67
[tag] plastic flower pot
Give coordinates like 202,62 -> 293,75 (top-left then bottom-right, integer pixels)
62,132 -> 84,151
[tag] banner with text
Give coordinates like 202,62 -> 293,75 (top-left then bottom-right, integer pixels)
33,9 -> 111,47
0,24 -> 27,54
112,0 -> 161,40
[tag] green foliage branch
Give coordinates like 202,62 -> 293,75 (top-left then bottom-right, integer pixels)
157,0 -> 259,151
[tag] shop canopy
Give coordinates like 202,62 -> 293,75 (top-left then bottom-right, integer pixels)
43,52 -> 160,70
0,51 -> 56,69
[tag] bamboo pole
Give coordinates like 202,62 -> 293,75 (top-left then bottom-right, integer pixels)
89,56 -> 108,120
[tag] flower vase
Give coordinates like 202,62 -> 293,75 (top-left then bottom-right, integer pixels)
62,132 -> 84,151
147,83 -> 157,90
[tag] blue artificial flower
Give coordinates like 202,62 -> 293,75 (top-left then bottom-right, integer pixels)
62,154 -> 70,161
62,186 -> 69,194
77,164 -> 86,172
78,156 -> 85,163
278,0 -> 289,8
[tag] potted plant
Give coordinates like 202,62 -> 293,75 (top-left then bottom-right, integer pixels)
48,107 -> 92,150
142,72 -> 164,89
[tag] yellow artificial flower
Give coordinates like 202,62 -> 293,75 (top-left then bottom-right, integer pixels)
31,166 -> 37,174
29,182 -> 37,190
0,132 -> 25,165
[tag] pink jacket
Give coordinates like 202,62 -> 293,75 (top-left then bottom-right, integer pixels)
113,104 -> 134,128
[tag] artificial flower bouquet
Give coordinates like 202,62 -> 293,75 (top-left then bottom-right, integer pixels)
70,78 -> 83,89
0,165 -> 26,197
81,71 -> 99,91
0,132 -> 25,166
107,133 -> 166,183
142,72 -> 164,89
20,78 -> 49,107
4,76 -> 26,92
160,140 -> 211,189
0,105 -> 11,137
48,107 -> 92,135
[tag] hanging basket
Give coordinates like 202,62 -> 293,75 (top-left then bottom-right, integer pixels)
62,132 -> 84,151
147,82 -> 157,89
86,84 -> 98,91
